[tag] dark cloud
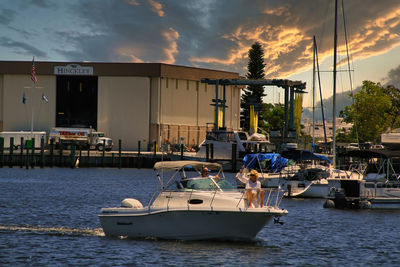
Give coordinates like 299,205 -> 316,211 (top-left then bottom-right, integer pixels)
0,37 -> 47,58
30,0 -> 52,8
1,0 -> 400,78
0,8 -> 15,24
384,65 -> 400,88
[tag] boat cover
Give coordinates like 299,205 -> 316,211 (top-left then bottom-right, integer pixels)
281,150 -> 332,163
242,153 -> 289,173
154,161 -> 222,171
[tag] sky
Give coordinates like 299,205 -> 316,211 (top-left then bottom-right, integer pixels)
1,0 -> 400,113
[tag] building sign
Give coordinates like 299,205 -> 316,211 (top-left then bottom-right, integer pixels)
54,64 -> 93,75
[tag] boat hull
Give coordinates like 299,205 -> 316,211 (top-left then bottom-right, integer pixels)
370,198 -> 400,209
288,183 -> 329,198
99,208 -> 285,241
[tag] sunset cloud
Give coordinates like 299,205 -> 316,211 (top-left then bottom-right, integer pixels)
1,0 -> 400,83
148,0 -> 165,17
114,46 -> 144,62
124,0 -> 139,6
161,27 -> 179,64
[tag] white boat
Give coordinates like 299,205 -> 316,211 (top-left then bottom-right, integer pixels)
195,130 -> 270,160
285,165 -> 362,198
325,150 -> 400,209
99,161 -> 287,241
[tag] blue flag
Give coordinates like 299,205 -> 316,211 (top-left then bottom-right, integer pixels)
22,92 -> 26,104
42,93 -> 48,103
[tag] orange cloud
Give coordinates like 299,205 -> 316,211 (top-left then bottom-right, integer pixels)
190,24 -> 312,78
124,0 -> 140,6
161,27 -> 179,64
192,5 -> 400,80
114,46 -> 144,62
148,0 -> 165,17
262,6 -> 288,16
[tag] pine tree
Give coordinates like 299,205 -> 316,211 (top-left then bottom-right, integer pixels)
241,42 -> 266,131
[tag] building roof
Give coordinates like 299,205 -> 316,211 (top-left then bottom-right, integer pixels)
0,61 -> 240,81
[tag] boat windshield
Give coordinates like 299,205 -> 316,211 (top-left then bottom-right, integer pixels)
185,178 -> 235,191
165,177 -> 235,191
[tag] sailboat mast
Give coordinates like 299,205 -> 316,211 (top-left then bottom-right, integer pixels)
332,0 -> 338,167
312,36 -> 316,152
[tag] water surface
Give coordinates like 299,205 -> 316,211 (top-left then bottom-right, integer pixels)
0,167 -> 399,266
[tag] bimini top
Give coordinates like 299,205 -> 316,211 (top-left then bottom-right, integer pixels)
153,161 -> 222,171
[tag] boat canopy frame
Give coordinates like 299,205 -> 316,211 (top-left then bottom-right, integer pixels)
153,161 -> 225,191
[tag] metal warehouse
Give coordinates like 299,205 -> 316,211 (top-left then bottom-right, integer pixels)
0,61 -> 241,150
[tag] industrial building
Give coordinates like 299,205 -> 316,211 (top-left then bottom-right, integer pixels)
0,61 -> 241,150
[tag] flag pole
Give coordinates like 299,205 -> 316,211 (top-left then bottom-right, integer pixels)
31,79 -> 34,133
30,56 -> 38,133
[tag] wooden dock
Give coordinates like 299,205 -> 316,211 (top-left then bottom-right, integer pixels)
0,149 -> 171,169
0,138 -> 242,171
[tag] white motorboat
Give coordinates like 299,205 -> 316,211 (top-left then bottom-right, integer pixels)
99,161 -> 287,241
195,130 -> 270,160
284,166 -> 362,198
324,150 -> 400,209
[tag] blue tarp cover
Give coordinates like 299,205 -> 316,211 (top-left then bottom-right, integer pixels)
242,153 -> 289,173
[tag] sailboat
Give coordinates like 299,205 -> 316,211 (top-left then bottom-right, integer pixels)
277,1 -> 363,198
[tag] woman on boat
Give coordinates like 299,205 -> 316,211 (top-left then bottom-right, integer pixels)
236,166 -> 264,208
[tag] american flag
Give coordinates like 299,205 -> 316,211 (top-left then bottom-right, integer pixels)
31,56 -> 37,83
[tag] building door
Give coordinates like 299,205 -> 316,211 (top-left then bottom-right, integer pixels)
56,75 -> 98,129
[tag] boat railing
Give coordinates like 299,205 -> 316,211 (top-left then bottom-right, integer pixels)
237,188 -> 284,209
161,187 -> 284,210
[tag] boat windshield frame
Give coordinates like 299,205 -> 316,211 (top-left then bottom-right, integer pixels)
166,177 -> 236,192
153,160 -> 226,190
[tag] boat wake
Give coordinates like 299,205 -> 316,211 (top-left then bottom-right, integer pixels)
0,224 -> 104,237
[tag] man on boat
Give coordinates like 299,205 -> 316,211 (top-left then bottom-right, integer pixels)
236,166 -> 265,208
200,167 -> 220,180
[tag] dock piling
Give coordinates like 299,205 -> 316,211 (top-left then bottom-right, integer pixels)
50,138 -> 54,168
40,137 -> 45,168
119,139 -> 122,169
0,137 -> 4,168
20,137 -> 24,168
9,137 -> 14,168
101,139 -> 105,167
31,138 -> 35,168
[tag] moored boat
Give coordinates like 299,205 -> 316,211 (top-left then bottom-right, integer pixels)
324,150 -> 400,209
